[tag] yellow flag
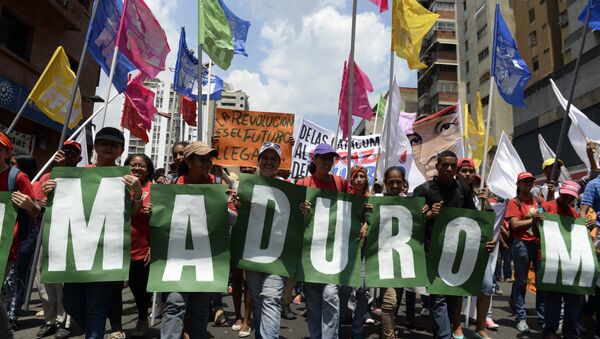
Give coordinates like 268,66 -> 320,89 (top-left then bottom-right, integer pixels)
28,46 -> 82,128
392,0 -> 439,70
465,92 -> 495,169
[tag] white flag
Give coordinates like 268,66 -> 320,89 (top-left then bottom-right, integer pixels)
75,130 -> 89,167
377,78 -> 425,192
550,79 -> 600,170
537,134 -> 571,182
487,131 -> 526,200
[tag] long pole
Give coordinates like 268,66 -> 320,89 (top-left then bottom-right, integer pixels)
383,50 -> 395,172
549,5 -> 592,183
100,46 -> 119,128
333,110 -> 342,149
198,46 -> 204,141
346,0 -> 358,182
5,100 -> 29,135
479,76 -> 495,190
204,60 -> 213,141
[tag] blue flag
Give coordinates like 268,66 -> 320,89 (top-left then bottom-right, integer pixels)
201,66 -> 224,100
87,0 -> 136,93
579,0 -> 600,30
491,4 -> 530,106
173,27 -> 199,99
218,0 -> 251,57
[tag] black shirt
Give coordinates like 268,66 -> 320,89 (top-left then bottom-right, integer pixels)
413,176 -> 476,250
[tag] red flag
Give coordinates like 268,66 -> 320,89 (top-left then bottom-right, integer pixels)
117,0 -> 170,78
180,95 -> 197,126
121,95 -> 149,142
338,59 -> 374,138
120,74 -> 157,142
369,0 -> 388,12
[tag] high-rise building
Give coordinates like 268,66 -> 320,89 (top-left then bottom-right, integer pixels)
0,0 -> 100,160
417,0 -> 459,116
456,0 -> 516,139
354,87 -> 418,135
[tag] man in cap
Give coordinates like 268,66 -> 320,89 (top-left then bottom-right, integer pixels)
532,158 -> 564,201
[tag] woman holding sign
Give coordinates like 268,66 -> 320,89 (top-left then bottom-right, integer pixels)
296,143 -> 349,339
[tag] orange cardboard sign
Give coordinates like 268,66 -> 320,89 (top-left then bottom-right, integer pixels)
212,109 -> 295,168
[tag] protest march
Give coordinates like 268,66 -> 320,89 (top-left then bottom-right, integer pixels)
1,0 -> 600,339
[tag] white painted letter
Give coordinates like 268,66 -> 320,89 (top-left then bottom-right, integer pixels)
310,197 -> 352,275
438,217 -> 481,286
378,205 -> 415,279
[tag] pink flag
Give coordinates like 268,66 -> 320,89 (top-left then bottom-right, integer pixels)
120,74 -> 157,141
339,60 -> 374,138
117,0 -> 170,78
369,0 -> 388,13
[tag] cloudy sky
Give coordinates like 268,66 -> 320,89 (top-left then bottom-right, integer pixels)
94,0 -> 418,133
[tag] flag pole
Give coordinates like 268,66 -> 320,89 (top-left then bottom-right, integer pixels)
373,109 -> 380,134
479,77 -> 495,191
333,109 -> 342,148
549,4 -> 593,183
204,60 -> 213,141
198,47 -> 204,141
346,0 -> 358,182
5,99 -> 29,135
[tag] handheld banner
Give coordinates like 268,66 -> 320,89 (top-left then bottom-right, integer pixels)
213,108 -> 295,169
538,213 -> 599,295
231,174 -> 306,277
365,196 -> 428,288
42,167 -> 131,283
147,184 -> 230,292
426,207 -> 494,296
291,118 -> 335,179
0,193 -> 17,280
296,188 -> 364,286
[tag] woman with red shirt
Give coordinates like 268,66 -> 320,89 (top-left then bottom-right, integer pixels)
107,154 -> 154,338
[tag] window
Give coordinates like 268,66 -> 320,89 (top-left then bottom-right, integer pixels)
0,10 -> 33,60
544,48 -> 550,55
464,20 -> 468,33
477,24 -> 488,40
465,61 -> 469,73
532,56 -> 539,71
466,81 -> 470,95
559,10 -> 569,27
529,9 -> 535,22
465,40 -> 469,52
463,1 -> 467,11
529,31 -> 537,46
479,72 -> 491,84
436,21 -> 455,32
478,47 -> 489,62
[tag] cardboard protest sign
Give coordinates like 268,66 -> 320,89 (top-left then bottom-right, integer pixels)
148,184 -> 230,292
426,207 -> 494,296
365,196 -> 427,288
230,174 -> 306,277
291,118 -> 335,179
296,188 -> 365,286
213,108 -> 295,168
538,213 -> 599,295
0,193 -> 17,280
42,167 -> 131,283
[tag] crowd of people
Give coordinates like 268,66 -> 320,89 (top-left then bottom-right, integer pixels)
0,126 -> 599,339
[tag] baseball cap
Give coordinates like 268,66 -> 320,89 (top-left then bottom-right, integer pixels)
63,140 -> 82,152
542,158 -> 564,169
516,172 -> 535,182
259,141 -> 281,159
310,143 -> 339,159
95,127 -> 125,145
457,158 -> 475,169
183,141 -> 218,158
559,181 -> 580,198
0,132 -> 12,151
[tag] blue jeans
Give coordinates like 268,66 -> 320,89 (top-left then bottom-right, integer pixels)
544,292 -> 583,339
304,283 -> 339,339
511,239 -> 544,326
245,271 -> 285,339
161,292 -> 209,339
63,282 -> 113,339
495,247 -> 512,280
430,294 -> 459,339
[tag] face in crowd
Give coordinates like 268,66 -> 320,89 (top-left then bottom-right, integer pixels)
129,156 -> 149,183
457,163 -> 476,186
350,167 -> 368,194
435,154 -> 458,183
172,143 -> 186,169
258,149 -> 281,178
384,167 -> 406,196
95,140 -> 124,165
314,153 -> 337,175
185,154 -> 213,177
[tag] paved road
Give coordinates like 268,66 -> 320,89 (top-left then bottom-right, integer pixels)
13,281 -> 599,338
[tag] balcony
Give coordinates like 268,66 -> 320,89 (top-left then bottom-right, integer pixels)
47,0 -> 91,32
430,49 -> 457,64
423,30 -> 457,53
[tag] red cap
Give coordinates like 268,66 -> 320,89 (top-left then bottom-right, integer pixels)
63,140 -> 82,152
559,181 -> 580,198
516,172 -> 535,182
457,158 -> 475,169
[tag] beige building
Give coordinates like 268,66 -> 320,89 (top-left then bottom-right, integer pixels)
456,0 -> 516,139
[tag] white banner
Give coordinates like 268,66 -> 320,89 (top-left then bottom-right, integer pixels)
0,124 -> 36,155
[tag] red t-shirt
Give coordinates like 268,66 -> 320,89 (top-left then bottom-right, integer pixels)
32,172 -> 51,201
296,175 -> 350,193
505,196 -> 546,242
542,200 -> 578,218
176,174 -> 237,211
131,181 -> 151,261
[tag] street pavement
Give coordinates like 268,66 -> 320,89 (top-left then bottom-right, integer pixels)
13,281 -> 599,338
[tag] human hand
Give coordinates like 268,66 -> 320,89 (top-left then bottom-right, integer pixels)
42,179 -> 57,195
299,201 -> 311,216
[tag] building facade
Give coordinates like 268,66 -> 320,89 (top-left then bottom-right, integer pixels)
0,0 -> 100,160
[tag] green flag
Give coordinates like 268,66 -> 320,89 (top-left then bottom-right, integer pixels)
295,188 -> 365,286
42,167 -> 131,283
231,174 -> 306,277
365,196 -> 428,288
148,184 -> 230,292
0,193 -> 17,280
377,93 -> 387,118
199,0 -> 234,70
426,207 -> 494,296
538,213 -> 599,295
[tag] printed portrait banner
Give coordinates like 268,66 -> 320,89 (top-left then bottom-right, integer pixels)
230,174 -> 306,277
42,167 -> 131,283
0,193 -> 17,280
213,109 -> 295,168
538,213 -> 599,295
426,207 -> 494,296
148,184 -> 230,292
365,196 -> 428,288
296,188 -> 365,286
